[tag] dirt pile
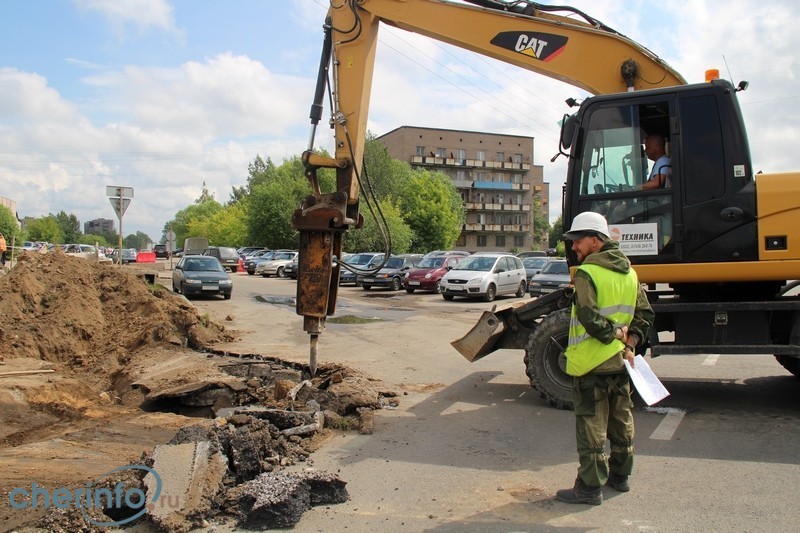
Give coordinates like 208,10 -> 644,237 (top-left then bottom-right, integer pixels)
0,252 -> 232,378
0,253 -> 395,531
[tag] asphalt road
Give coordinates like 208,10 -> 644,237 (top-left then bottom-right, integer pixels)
186,269 -> 800,532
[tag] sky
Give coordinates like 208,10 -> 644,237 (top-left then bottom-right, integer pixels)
1,0 -> 798,244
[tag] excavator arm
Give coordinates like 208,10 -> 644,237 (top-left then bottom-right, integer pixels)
293,0 -> 686,373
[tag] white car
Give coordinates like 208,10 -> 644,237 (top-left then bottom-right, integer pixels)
439,252 -> 527,302
255,251 -> 298,278
62,243 -> 113,263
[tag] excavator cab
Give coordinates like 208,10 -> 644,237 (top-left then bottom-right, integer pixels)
563,79 -> 759,277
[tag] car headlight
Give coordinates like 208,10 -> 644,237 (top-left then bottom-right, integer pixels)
424,272 -> 433,279
185,279 -> 202,284
219,279 -> 232,285
467,277 -> 484,286
558,282 -> 571,288
530,282 -> 542,288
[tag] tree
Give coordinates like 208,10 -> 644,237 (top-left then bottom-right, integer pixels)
54,211 -> 82,243
0,206 -> 21,245
548,215 -> 563,248
362,133 -> 413,200
123,231 -> 152,250
79,234 -> 109,246
189,201 -> 248,247
397,169 -> 464,253
343,198 -> 412,253
25,216 -> 63,244
531,196 -> 551,250
166,190 -> 224,247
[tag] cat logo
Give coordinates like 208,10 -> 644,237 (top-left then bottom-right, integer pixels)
490,31 -> 568,62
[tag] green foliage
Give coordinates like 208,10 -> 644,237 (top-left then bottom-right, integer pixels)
123,231 -> 152,250
531,197 -> 551,250
168,196 -> 223,247
548,215 -> 563,248
190,201 -> 248,247
362,134 -> 413,200
79,234 -> 109,246
26,216 -> 63,244
54,211 -> 82,243
0,206 -> 21,244
555,241 -> 566,257
397,169 -> 464,253
343,198 -> 411,254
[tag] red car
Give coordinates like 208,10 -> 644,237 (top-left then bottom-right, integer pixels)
403,255 -> 463,293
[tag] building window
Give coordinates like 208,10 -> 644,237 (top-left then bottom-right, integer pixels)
476,192 -> 485,202
514,235 -> 524,247
495,151 -> 504,162
514,214 -> 522,224
477,171 -> 487,181
496,235 -> 506,247
436,147 -> 446,158
477,235 -> 487,247
513,153 -> 523,163
477,213 -> 486,224
455,148 -> 466,161
476,150 -> 486,161
512,173 -> 521,183
416,146 -> 425,156
496,172 -> 505,182
498,194 -> 504,204
456,170 -> 466,180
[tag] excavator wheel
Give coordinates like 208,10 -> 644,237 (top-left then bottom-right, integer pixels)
776,316 -> 800,378
524,308 -> 573,410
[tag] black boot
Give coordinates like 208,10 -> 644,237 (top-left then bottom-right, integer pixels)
606,473 -> 630,492
556,477 -> 603,505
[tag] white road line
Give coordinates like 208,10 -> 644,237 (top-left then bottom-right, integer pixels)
649,410 -> 686,440
702,354 -> 720,366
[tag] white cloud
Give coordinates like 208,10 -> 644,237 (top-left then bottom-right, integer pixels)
73,0 -> 180,35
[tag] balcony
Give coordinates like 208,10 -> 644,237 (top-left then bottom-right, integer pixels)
411,156 -> 532,171
463,223 -> 531,233
465,202 -> 531,212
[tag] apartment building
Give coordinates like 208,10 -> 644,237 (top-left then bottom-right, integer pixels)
378,126 -> 548,252
84,218 -> 115,236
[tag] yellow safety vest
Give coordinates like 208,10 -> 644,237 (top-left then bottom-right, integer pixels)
565,263 -> 639,376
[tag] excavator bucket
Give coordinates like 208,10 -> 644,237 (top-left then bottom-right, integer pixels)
451,308 -> 507,362
451,291 -> 573,363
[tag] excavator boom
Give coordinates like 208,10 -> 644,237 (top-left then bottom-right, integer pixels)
293,0 -> 686,373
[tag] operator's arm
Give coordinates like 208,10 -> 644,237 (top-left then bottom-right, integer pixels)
627,285 -> 654,348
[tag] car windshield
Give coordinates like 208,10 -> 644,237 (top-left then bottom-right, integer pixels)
418,257 -> 445,268
456,256 -> 497,272
523,258 -> 549,269
184,258 -> 224,272
274,252 -> 295,260
542,261 -> 569,275
381,257 -> 404,269
350,254 -> 379,266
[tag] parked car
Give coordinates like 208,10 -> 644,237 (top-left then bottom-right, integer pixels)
62,244 -> 112,263
516,250 -> 548,259
528,259 -> 571,297
256,251 -> 298,278
421,250 -> 471,260
403,255 -> 463,293
237,246 -> 266,259
522,256 -> 551,282
439,252 -> 527,302
245,250 -> 276,275
284,256 -> 299,279
202,246 -> 239,272
359,254 -> 422,291
153,244 -> 170,259
339,252 -> 384,285
172,255 -> 232,299
116,248 -> 138,264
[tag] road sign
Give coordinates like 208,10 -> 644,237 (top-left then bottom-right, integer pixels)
106,185 -> 134,198
109,197 -> 131,219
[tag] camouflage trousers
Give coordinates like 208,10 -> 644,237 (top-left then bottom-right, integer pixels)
572,373 -> 634,487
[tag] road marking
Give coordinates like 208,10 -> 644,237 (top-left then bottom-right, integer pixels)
648,408 -> 686,440
702,354 -> 719,366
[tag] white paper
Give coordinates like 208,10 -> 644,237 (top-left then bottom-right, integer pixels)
624,355 -> 670,405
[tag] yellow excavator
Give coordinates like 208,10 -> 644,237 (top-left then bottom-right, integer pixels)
293,0 -> 800,408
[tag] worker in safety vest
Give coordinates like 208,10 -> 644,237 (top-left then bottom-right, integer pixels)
556,211 -> 654,506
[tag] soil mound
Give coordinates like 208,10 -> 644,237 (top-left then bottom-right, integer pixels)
0,252 -> 233,383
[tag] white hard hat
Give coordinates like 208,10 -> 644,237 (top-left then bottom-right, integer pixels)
563,211 -> 610,240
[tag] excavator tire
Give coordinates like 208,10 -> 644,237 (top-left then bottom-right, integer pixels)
776,316 -> 800,378
524,308 -> 574,410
